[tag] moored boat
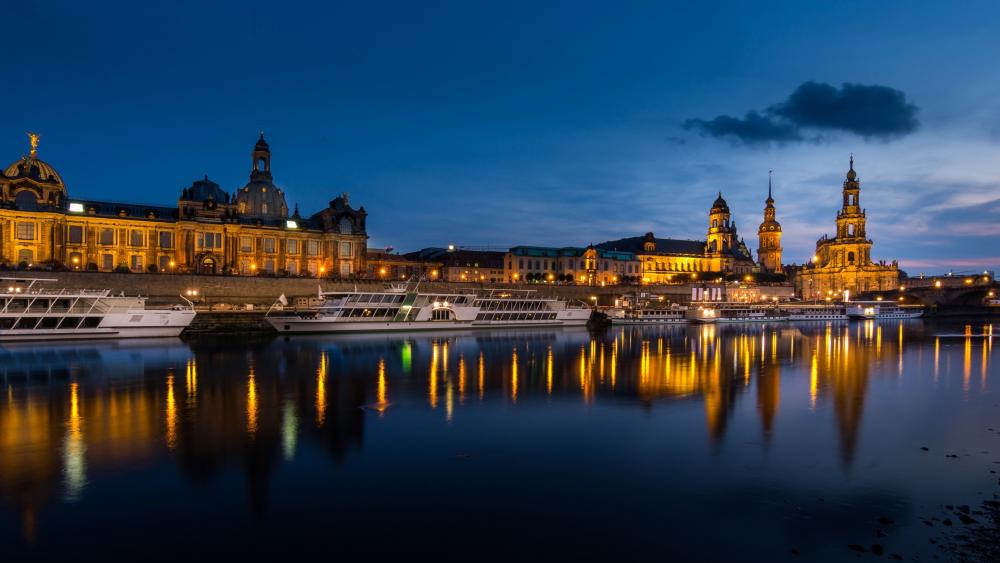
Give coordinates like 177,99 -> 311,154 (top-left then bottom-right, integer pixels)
266,285 -> 592,333
0,277 -> 196,342
845,301 -> 923,320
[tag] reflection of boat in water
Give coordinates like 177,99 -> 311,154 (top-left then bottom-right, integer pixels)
266,285 -> 592,334
846,301 -> 923,320
0,277 -> 195,342
686,302 -> 788,324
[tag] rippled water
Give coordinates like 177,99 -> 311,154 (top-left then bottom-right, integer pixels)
0,321 -> 997,561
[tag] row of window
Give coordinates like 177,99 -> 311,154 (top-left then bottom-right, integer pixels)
514,258 -> 638,273
474,312 -> 557,321
11,223 -> 353,257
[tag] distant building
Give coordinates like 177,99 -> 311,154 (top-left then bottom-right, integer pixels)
756,173 -> 783,273
0,133 -> 368,276
365,248 -> 441,281
790,157 -> 899,298
505,245 -> 639,285
404,248 -> 505,282
597,193 -> 755,283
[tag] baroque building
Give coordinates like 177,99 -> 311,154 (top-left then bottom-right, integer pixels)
504,245 -> 640,285
0,133 -> 368,276
596,193 -> 755,283
756,172 -> 782,272
791,157 -> 899,298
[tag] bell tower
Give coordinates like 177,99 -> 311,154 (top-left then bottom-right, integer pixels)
833,155 -> 871,266
251,131 -> 272,182
757,171 -> 783,272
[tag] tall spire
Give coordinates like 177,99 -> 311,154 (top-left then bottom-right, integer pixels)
768,169 -> 773,200
849,153 -> 854,170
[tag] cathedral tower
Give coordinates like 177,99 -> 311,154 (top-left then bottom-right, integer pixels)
756,171 -> 782,272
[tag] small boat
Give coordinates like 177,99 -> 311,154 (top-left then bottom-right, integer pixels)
845,301 -> 923,320
0,277 -> 196,342
266,284 -> 592,334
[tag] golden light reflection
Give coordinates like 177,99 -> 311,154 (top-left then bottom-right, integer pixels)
165,373 -> 177,449
376,357 -> 389,416
63,382 -> 86,502
246,365 -> 258,437
809,350 -> 818,410
546,346 -> 554,396
511,348 -> 519,404
185,358 -> 198,409
316,352 -> 328,427
478,351 -> 485,401
458,354 -> 467,402
964,327 -> 972,393
430,341 -> 440,408
934,337 -> 940,382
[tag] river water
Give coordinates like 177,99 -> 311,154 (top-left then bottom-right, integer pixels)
0,320 -> 997,561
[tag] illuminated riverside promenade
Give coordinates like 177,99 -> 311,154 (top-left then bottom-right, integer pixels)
0,321 -> 997,561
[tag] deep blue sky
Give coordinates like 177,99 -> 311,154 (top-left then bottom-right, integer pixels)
4,0 -> 1000,273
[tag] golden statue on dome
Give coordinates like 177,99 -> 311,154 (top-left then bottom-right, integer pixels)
27,132 -> 40,157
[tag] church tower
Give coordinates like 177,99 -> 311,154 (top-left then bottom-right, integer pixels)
756,171 -> 783,272
826,155 -> 872,267
706,192 -> 735,255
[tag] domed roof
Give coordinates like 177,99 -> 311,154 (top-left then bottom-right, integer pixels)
185,176 -> 228,201
4,134 -> 66,192
236,182 -> 288,219
846,155 -> 857,181
711,192 -> 729,212
4,155 -> 64,187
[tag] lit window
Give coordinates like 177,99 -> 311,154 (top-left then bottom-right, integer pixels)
286,220 -> 298,229
15,222 -> 35,240
68,202 -> 84,213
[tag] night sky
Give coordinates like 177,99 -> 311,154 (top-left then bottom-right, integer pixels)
4,1 -> 999,274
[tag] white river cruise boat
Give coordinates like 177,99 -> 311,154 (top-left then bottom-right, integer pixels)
265,286 -> 592,334
609,306 -> 688,325
686,302 -> 789,324
845,301 -> 924,320
782,303 -> 848,321
0,278 -> 196,342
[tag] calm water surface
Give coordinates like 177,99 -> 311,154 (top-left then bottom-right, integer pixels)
1,321 -> 998,561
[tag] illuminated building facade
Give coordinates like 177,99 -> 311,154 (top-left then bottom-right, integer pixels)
504,245 -> 640,285
596,194 -> 755,283
756,173 -> 782,273
405,248 -> 506,282
0,133 -> 368,276
791,157 -> 899,298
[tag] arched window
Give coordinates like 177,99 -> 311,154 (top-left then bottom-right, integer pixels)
339,217 -> 353,234
712,219 -> 717,228
15,190 -> 38,211
238,201 -> 247,214
257,157 -> 266,171
261,203 -> 268,215
847,251 -> 855,265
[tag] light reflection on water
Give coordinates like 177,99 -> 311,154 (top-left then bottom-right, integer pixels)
0,320 -> 996,561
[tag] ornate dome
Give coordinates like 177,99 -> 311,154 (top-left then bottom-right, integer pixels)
4,134 -> 65,192
236,182 -> 287,219
184,176 -> 228,202
711,192 -> 729,213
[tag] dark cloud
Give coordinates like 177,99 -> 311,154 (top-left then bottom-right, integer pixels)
684,81 -> 920,144
683,111 -> 802,144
